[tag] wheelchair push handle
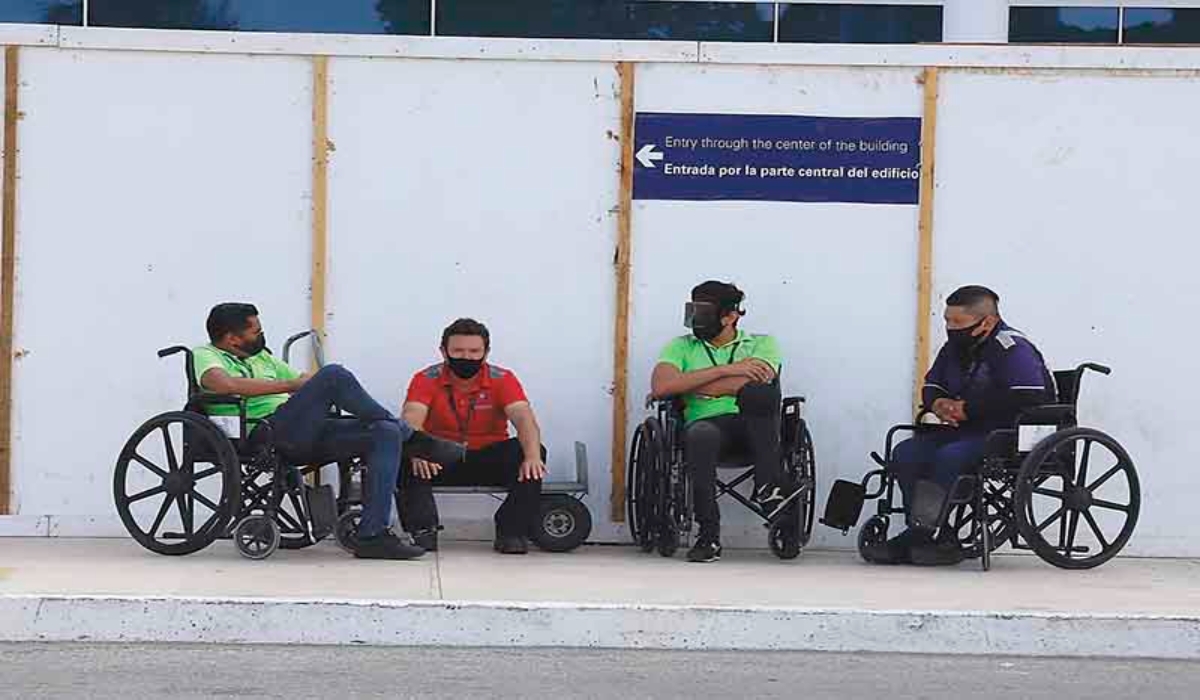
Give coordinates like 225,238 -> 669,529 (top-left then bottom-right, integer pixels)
282,329 -> 325,367
157,345 -> 188,359
1079,362 -> 1112,376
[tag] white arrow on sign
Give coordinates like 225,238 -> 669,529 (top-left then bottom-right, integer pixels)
636,143 -> 664,168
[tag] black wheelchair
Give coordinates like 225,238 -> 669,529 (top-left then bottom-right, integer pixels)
626,394 -> 816,560
113,331 -> 356,560
821,363 -> 1140,571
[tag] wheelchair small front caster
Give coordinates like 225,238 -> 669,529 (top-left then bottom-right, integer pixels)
657,527 -> 679,558
334,510 -> 361,554
233,514 -> 280,560
857,515 -> 889,563
768,521 -> 802,560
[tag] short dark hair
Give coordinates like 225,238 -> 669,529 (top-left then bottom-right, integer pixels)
691,280 -> 745,315
206,303 -> 259,343
946,285 -> 1000,315
441,318 -> 490,351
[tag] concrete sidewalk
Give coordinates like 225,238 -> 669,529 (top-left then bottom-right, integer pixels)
2,538 -> 1199,657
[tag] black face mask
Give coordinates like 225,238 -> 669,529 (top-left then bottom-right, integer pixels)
684,301 -> 725,342
447,357 -> 483,380
242,332 -> 267,357
947,319 -> 985,353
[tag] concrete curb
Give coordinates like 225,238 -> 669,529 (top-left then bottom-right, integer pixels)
3,594 -> 1199,658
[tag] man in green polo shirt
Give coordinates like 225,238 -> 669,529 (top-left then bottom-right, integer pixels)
650,281 -> 796,563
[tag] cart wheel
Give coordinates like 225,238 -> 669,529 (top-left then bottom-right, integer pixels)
533,495 -> 592,552
233,514 -> 280,560
334,510 -> 361,554
857,515 -> 890,563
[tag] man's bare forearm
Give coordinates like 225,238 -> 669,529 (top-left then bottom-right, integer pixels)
690,376 -> 752,398
511,410 -> 543,461
651,365 -> 729,398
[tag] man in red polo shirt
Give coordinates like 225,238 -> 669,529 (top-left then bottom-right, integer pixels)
398,318 -> 547,554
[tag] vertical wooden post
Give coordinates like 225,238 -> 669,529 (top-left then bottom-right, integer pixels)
311,56 -> 329,348
308,56 -> 330,486
913,67 -> 940,412
610,62 -> 635,523
0,47 -> 20,515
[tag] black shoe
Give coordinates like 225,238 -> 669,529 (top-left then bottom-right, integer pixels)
411,528 -> 439,552
354,529 -> 426,560
494,535 -> 528,555
910,536 -> 967,567
686,539 -> 722,563
862,528 -> 919,565
405,431 -> 467,466
753,481 -> 802,520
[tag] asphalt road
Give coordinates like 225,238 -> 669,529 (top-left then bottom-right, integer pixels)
2,643 -> 1197,700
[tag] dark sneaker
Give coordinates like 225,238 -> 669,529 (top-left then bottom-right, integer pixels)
754,482 -> 802,520
862,528 -> 920,565
411,528 -> 439,552
686,539 -> 722,563
910,537 -> 967,567
354,529 -> 426,560
405,431 -> 467,466
494,535 -> 528,555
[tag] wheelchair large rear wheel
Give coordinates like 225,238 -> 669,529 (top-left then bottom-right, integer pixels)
786,420 -> 817,547
628,417 -> 666,553
114,411 -> 240,555
1014,427 -> 1140,570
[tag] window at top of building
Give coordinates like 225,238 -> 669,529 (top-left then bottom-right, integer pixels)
0,0 -> 82,25
87,0 -> 431,35
435,1 -> 776,42
1123,8 -> 1200,45
778,3 -> 944,44
1009,7 -> 1120,44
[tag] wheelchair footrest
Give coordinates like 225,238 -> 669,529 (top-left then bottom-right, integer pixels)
308,484 -> 338,540
820,479 -> 865,532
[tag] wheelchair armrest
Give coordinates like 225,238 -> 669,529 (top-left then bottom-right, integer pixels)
195,393 -> 245,407
1017,404 -> 1075,426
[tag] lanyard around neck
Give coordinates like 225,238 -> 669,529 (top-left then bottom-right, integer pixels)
703,339 -> 741,368
443,385 -> 478,444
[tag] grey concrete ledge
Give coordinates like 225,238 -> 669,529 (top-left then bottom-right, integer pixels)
3,594 -> 1199,659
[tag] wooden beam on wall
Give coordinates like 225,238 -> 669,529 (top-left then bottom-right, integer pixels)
1,47 -> 20,515
913,66 -> 940,412
610,62 -> 635,523
310,55 -> 330,350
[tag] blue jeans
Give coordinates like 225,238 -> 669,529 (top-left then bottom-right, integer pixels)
889,430 -> 988,517
270,364 -> 413,539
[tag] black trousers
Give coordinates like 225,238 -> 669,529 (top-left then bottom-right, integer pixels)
683,382 -> 782,540
398,438 -> 545,537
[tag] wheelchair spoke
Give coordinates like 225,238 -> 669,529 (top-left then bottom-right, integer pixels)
1087,463 -> 1125,493
1075,438 -> 1093,486
191,489 -> 220,514
1091,498 -> 1131,513
131,452 -> 169,479
1036,506 -> 1065,533
1032,486 -> 1064,498
160,425 -> 180,473
147,496 -> 173,538
193,466 -> 223,482
177,495 -> 193,536
1064,510 -> 1081,556
1083,509 -> 1110,549
125,484 -> 167,505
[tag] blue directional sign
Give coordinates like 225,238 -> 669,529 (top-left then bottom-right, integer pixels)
632,112 -> 922,205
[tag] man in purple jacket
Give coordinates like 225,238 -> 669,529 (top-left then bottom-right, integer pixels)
866,285 -> 1054,566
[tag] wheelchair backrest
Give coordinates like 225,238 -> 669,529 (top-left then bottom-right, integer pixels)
1052,369 -> 1081,406
1051,362 -> 1111,407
